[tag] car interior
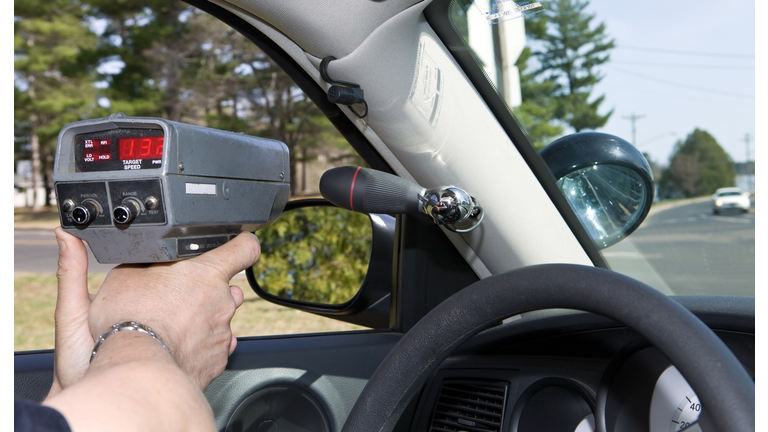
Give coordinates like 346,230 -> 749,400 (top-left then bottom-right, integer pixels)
14,1 -> 755,431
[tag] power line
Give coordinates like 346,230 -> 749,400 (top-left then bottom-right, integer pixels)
611,60 -> 754,71
639,132 -> 677,147
616,45 -> 754,59
607,85 -> 754,109
606,66 -> 755,100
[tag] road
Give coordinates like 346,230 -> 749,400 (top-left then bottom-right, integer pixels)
14,229 -> 118,274
603,199 -> 755,296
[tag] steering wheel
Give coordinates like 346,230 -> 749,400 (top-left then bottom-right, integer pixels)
340,264 -> 754,432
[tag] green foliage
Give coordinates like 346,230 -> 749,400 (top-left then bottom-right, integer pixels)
85,0 -> 197,119
523,0 -> 614,133
14,1 -> 99,142
15,0 -> 100,206
254,207 -> 372,305
514,47 -> 564,149
660,129 -> 735,197
642,152 -> 662,184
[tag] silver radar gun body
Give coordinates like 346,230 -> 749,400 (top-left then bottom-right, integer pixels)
53,114 -> 290,264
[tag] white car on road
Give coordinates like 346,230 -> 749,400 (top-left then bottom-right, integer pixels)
712,187 -> 751,214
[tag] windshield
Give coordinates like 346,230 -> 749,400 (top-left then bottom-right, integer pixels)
449,0 -> 755,296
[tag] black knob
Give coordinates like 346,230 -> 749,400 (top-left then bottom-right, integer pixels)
144,196 -> 159,210
113,199 -> 141,224
61,199 -> 76,213
327,86 -> 364,105
72,201 -> 99,225
320,166 -> 424,214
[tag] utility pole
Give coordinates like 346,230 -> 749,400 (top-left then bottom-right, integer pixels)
744,133 -> 751,162
623,113 -> 645,146
743,133 -> 753,191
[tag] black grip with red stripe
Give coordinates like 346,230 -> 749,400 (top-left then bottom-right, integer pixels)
319,166 -> 423,214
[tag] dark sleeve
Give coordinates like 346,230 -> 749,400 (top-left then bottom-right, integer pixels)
15,397 -> 72,432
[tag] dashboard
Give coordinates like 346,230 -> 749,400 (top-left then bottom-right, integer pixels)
206,296 -> 753,432
405,302 -> 754,432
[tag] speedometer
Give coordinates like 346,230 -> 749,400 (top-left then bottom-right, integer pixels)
649,365 -> 701,432
598,345 -> 706,432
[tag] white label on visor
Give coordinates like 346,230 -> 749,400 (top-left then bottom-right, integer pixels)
186,183 -> 216,195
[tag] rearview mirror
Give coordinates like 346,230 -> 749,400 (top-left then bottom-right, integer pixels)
540,132 -> 654,249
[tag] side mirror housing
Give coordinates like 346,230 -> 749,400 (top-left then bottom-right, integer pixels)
246,198 -> 395,329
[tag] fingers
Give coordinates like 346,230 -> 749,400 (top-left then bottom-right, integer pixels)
192,232 -> 261,280
54,227 -> 91,319
230,285 -> 244,309
229,335 -> 237,355
229,286 -> 242,356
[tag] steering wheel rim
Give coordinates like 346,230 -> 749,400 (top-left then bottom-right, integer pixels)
341,264 -> 754,432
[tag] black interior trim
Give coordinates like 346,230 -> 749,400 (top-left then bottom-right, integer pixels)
423,0 -> 608,268
456,295 -> 755,356
393,212 -> 480,333
182,0 -> 394,175
14,351 -> 55,403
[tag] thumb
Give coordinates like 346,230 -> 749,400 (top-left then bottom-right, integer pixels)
191,232 -> 261,280
54,227 -> 91,320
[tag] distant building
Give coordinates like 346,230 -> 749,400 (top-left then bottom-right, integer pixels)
15,160 -> 50,207
734,161 -> 755,192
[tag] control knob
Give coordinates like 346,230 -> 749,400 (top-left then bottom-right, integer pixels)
113,198 -> 142,224
72,201 -> 99,225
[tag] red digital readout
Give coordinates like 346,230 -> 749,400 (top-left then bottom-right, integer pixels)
83,138 -> 112,162
119,136 -> 164,160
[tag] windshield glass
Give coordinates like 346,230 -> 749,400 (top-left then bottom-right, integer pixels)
449,0 -> 755,296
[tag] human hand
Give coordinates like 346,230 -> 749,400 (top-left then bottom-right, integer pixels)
46,227 -> 99,398
88,231 -> 260,390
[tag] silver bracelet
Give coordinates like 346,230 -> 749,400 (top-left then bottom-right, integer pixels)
91,321 -> 169,363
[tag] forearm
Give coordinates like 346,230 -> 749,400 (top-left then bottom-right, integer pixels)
43,332 -> 216,432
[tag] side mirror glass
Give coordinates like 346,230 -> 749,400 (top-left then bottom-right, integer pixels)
540,132 -> 654,249
247,200 -> 373,306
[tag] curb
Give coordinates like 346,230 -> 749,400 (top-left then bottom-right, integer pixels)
647,196 -> 712,217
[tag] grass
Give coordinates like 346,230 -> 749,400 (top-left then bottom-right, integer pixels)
14,273 -> 365,352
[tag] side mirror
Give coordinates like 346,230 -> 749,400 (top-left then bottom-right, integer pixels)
245,198 -> 395,329
540,132 -> 654,249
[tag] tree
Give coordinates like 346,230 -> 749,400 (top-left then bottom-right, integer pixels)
642,152 -> 662,185
14,0 -> 99,208
177,12 -> 359,195
660,129 -> 734,198
255,207 -> 372,304
84,0 -> 195,119
523,0 -> 614,133
513,47 -> 564,149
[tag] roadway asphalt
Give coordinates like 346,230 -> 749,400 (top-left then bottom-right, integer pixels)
14,228 -> 118,274
602,199 -> 755,296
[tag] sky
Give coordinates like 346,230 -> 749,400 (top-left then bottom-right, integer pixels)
579,0 -> 756,167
